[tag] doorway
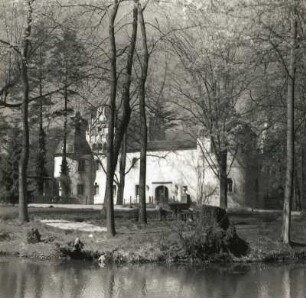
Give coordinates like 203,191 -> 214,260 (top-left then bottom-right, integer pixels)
155,185 -> 169,205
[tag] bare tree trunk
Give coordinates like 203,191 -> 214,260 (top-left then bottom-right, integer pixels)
111,1 -> 138,170
302,146 -> 306,210
116,133 -> 127,205
138,2 -> 149,224
294,167 -> 301,211
37,75 -> 44,195
36,46 -> 47,197
281,0 -> 297,244
219,149 -> 227,209
103,0 -> 138,236
104,0 -> 119,237
60,83 -> 70,198
63,84 -> 67,166
19,0 -> 33,223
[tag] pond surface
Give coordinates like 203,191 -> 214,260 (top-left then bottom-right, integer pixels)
1,257 -> 306,298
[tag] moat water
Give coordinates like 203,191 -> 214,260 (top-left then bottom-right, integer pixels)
1,257 -> 306,298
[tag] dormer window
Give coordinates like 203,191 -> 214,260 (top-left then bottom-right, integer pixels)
78,159 -> 85,172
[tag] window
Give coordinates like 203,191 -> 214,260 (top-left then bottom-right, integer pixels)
78,159 -> 85,172
77,184 -> 84,195
94,183 -> 99,195
135,185 -> 139,197
227,178 -> 233,193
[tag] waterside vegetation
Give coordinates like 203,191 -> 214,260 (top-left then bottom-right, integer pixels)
1,206 -> 306,265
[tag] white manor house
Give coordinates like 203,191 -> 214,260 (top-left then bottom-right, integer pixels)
53,108 -> 263,208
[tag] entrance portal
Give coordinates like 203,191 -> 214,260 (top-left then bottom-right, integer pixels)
155,185 -> 169,205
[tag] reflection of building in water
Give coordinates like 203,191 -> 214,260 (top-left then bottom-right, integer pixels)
53,107 -> 265,208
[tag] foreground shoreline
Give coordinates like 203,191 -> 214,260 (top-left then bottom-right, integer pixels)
1,205 -> 306,266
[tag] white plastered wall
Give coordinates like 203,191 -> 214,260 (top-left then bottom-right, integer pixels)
93,149 -> 199,205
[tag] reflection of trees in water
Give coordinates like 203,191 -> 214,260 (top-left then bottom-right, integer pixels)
283,269 -> 291,298
285,266 -> 306,298
2,259 -> 306,298
140,275 -> 147,296
31,263 -> 43,298
294,266 -> 306,298
106,269 -> 115,298
56,261 -> 91,298
170,265 -> 241,298
17,261 -> 54,298
76,263 -> 252,297
68,264 -> 89,298
16,265 -> 26,298
0,260 -> 18,297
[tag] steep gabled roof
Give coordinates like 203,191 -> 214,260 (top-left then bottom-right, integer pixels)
127,128 -> 197,153
54,131 -> 92,156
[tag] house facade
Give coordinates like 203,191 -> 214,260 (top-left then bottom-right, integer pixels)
54,109 -> 261,208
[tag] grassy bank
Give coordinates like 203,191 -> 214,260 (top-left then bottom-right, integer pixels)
1,205 -> 306,264
0,206 -> 166,262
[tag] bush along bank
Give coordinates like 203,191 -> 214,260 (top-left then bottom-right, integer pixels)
160,206 -> 249,264
59,206 -> 251,265
59,239 -> 165,266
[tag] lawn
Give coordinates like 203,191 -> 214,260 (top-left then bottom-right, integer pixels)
1,205 -> 306,264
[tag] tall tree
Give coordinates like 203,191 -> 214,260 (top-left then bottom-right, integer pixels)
281,0 -> 298,244
0,0 -> 52,221
104,0 -> 120,236
50,26 -> 88,197
30,22 -> 51,196
167,3 -> 249,208
18,0 -> 34,222
104,0 -> 138,236
35,119 -> 47,196
138,1 -> 149,224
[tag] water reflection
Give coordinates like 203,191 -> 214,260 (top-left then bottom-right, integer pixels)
0,258 -> 306,298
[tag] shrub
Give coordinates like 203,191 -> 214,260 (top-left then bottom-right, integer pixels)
27,228 -> 41,244
0,232 -> 11,241
164,207 -> 249,262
